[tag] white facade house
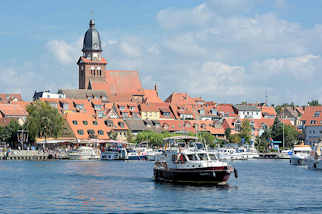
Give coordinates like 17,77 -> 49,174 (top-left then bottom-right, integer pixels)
234,105 -> 261,119
305,125 -> 322,145
33,90 -> 65,100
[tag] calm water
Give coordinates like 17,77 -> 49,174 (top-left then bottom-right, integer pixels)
0,159 -> 321,214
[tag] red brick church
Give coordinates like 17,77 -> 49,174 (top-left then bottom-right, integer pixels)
77,19 -> 161,103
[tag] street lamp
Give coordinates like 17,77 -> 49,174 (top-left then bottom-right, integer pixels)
17,129 -> 28,150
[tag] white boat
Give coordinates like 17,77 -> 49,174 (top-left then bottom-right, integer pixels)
306,142 -> 322,169
101,141 -> 128,160
216,147 -> 237,160
289,144 -> 312,165
154,136 -> 237,185
279,149 -> 291,159
68,146 -> 101,160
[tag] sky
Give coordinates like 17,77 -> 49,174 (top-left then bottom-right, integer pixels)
1,0 -> 322,105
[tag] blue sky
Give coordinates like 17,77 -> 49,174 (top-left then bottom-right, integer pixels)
1,0 -> 322,105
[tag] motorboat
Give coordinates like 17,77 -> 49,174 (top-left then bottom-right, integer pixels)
279,149 -> 292,159
153,136 -> 237,185
216,147 -> 237,160
289,143 -> 312,165
68,146 -> 101,160
306,142 -> 322,169
101,141 -> 128,160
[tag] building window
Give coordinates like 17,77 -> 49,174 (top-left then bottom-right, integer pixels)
77,129 -> 84,135
314,111 -> 320,117
92,121 -> 98,125
119,106 -> 125,110
87,129 -> 95,135
104,120 -> 113,127
83,120 -> 88,125
311,120 -> 317,124
98,130 -> 104,135
72,120 -> 78,125
130,106 -> 135,111
118,122 -> 125,128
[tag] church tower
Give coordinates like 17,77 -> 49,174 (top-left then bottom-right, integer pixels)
78,19 -> 107,89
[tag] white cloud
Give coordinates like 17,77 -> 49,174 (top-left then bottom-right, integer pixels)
46,38 -> 82,65
19,0 -> 322,105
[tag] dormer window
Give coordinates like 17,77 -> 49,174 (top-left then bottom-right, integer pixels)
118,122 -> 125,128
104,120 -> 113,127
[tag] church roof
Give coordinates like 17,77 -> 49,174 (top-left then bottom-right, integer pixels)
105,70 -> 144,95
82,19 -> 102,52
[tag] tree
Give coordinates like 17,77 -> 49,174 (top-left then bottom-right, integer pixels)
25,101 -> 64,142
308,100 -> 320,106
0,120 -> 21,148
224,128 -> 231,142
126,130 -> 135,144
240,119 -> 252,144
271,117 -> 283,142
108,130 -> 118,140
230,133 -> 241,144
198,132 -> 215,146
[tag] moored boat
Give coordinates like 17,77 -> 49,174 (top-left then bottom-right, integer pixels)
307,142 -> 322,169
153,136 -> 237,185
289,143 -> 311,165
68,146 -> 101,160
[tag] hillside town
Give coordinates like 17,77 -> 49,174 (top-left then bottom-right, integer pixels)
0,19 -> 321,153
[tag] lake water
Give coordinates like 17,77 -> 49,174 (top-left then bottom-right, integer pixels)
0,159 -> 321,214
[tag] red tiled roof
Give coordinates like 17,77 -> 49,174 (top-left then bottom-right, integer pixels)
79,56 -> 107,64
105,70 -> 144,95
216,104 -> 238,117
89,80 -> 108,91
0,104 -> 28,117
299,106 -> 322,126
165,92 -> 204,106
144,89 -> 163,103
0,93 -> 23,104
261,106 -> 276,116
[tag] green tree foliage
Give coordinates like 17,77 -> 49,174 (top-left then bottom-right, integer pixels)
230,133 -> 241,144
240,119 -> 252,144
0,120 -> 21,148
135,130 -> 165,147
126,130 -> 135,144
108,130 -> 118,140
267,116 -> 299,149
271,117 -> 283,141
308,99 -> 320,106
198,132 -> 215,146
25,101 -> 64,142
224,128 -> 231,142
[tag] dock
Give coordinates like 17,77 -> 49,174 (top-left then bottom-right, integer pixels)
0,150 -> 65,160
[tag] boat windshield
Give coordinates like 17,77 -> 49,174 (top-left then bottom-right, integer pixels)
197,153 -> 209,161
208,153 -> 217,160
187,154 -> 198,161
